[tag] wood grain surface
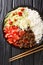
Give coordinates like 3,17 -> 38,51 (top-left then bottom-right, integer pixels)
0,0 -> 43,65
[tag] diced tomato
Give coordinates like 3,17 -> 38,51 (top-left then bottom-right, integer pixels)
9,26 -> 13,32
3,28 -> 7,33
7,34 -> 13,38
13,31 -> 19,35
16,35 -> 20,40
7,38 -> 13,44
13,35 -> 19,43
13,34 -> 20,40
19,30 -> 25,36
11,29 -> 15,34
10,29 -> 17,34
21,8 -> 24,11
5,32 -> 11,38
13,39 -> 16,43
12,26 -> 18,29
18,12 -> 22,16
5,33 -> 9,38
3,26 -> 9,33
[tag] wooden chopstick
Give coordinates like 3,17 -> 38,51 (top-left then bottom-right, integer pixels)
9,45 -> 43,59
9,45 -> 43,62
9,48 -> 43,62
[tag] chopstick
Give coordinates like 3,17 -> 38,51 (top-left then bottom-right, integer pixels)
9,45 -> 43,62
9,48 -> 43,62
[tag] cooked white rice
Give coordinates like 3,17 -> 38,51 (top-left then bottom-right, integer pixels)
26,8 -> 43,43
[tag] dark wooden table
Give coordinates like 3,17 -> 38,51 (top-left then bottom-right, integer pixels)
0,0 -> 43,65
